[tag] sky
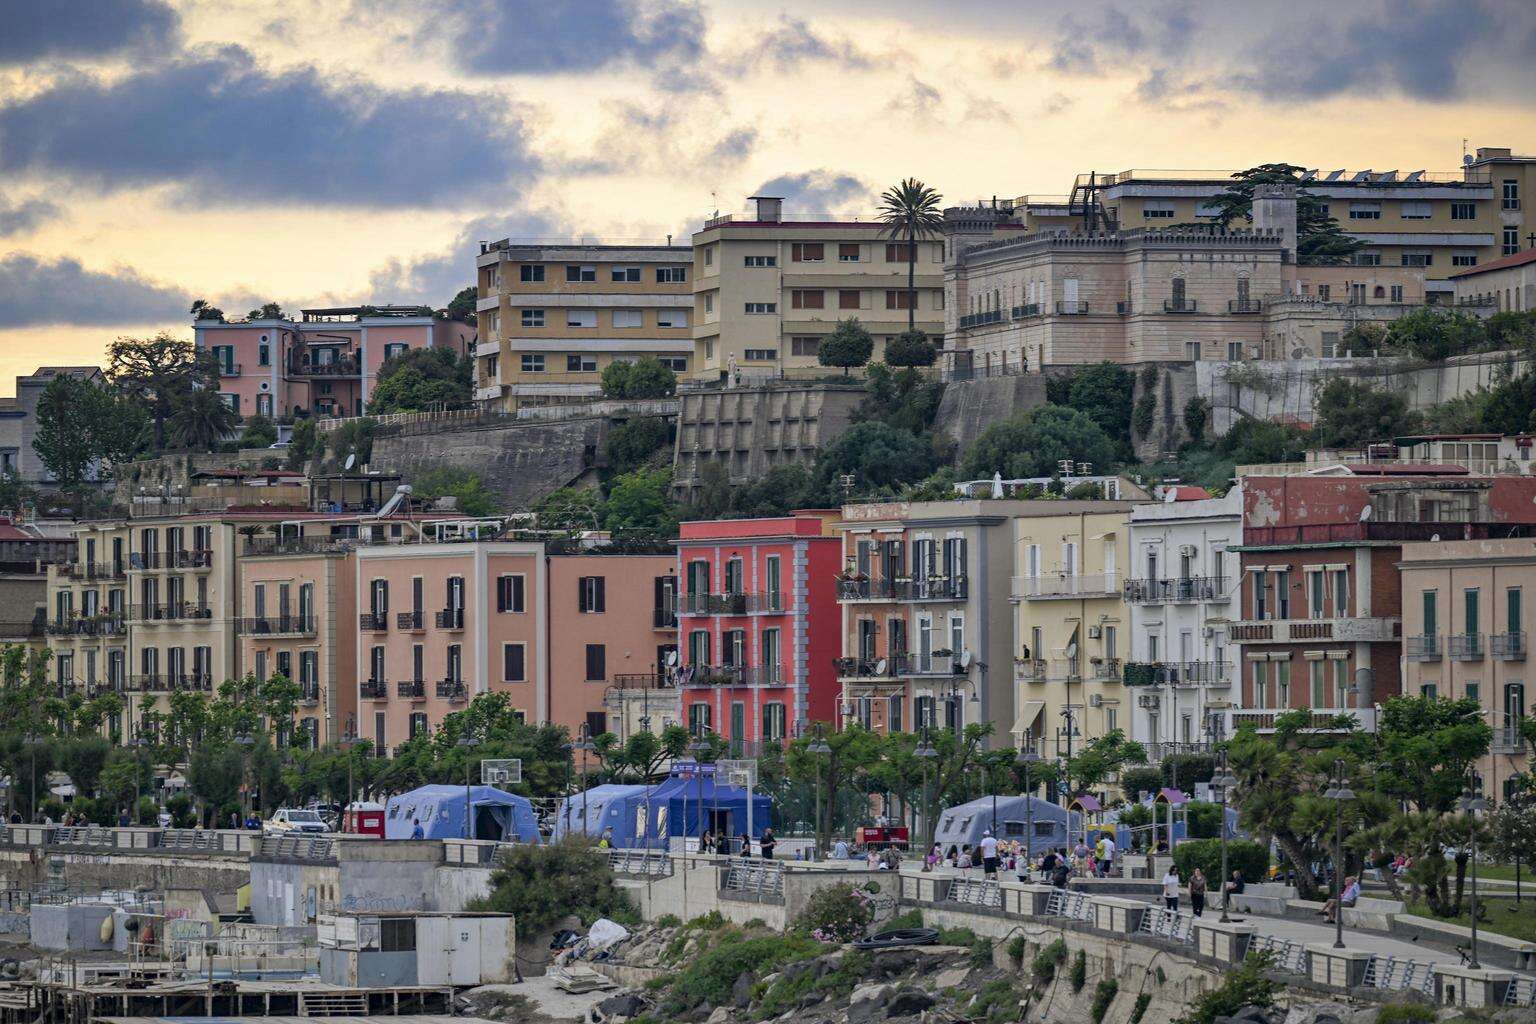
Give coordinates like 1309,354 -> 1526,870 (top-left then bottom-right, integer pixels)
1,0 -> 1535,392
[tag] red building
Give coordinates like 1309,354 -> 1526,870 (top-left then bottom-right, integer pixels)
675,511 -> 843,753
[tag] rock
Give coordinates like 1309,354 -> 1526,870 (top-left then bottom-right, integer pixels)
884,988 -> 935,1018
706,1007 -> 731,1024
596,992 -> 647,1019
850,982 -> 894,1005
732,971 -> 755,1008
932,966 -> 970,990
870,949 -> 921,978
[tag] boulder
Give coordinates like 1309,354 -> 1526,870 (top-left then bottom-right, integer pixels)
885,988 -> 936,1018
732,971 -> 755,1008
595,992 -> 648,1019
849,982 -> 894,1005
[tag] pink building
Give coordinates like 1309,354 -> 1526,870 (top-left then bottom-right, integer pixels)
194,306 -> 474,420
675,512 -> 843,753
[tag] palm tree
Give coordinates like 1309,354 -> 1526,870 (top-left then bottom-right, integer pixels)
169,383 -> 238,451
877,178 -> 945,333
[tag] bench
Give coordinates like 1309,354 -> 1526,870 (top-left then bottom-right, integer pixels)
1222,882 -> 1295,916
1342,896 -> 1405,930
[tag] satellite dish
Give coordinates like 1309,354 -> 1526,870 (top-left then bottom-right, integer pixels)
874,658 -> 888,676
1358,505 -> 1373,522
344,453 -> 356,471
1430,534 -> 1440,542
959,650 -> 973,669
666,650 -> 679,666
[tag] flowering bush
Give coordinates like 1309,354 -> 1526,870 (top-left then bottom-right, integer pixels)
794,882 -> 877,944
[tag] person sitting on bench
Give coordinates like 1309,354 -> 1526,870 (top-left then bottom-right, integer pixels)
1322,875 -> 1359,924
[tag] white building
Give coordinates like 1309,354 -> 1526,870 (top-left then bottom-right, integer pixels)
1125,488 -> 1242,758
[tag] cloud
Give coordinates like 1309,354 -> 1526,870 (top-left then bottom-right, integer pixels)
0,0 -> 178,66
963,95 -> 1015,125
556,102 -> 757,177
1045,4 -> 1193,76
1040,92 -> 1075,116
367,209 -> 572,307
0,46 -> 539,208
717,15 -> 874,74
0,194 -> 60,236
752,171 -> 873,217
707,128 -> 758,165
886,76 -> 943,122
0,253 -> 188,328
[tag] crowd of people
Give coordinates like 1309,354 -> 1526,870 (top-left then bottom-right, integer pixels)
914,831 -> 1121,882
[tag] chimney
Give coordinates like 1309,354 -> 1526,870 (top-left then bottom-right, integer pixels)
1251,183 -> 1298,261
749,196 -> 784,223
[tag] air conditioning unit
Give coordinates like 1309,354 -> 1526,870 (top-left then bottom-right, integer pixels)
1201,626 -> 1217,639
1088,694 -> 1103,708
1179,545 -> 1196,557
1087,625 -> 1102,639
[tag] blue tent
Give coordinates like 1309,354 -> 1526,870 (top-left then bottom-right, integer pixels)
384,784 -> 541,843
587,764 -> 771,849
552,784 -> 648,841
932,796 -> 1076,858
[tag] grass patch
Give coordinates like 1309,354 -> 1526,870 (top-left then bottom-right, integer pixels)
1405,899 -> 1536,943
938,925 -> 978,946
661,933 -> 825,1015
1129,992 -> 1152,1024
886,908 -> 923,931
969,979 -> 1024,1024
755,949 -> 868,1019
655,913 -> 681,929
1069,949 -> 1087,992
969,936 -> 995,968
1090,979 -> 1119,1023
1376,1005 -> 1435,1024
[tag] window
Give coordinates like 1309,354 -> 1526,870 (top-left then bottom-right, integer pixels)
1350,282 -> 1366,304
521,354 -> 544,372
1509,586 -> 1523,637
1320,332 -> 1340,358
1142,201 -> 1175,219
380,918 -> 416,952
383,342 -> 408,361
687,628 -> 709,666
1254,571 -> 1268,619
612,309 -> 643,328
1390,284 -> 1403,302
497,574 -> 525,613
1333,570 -> 1349,616
1348,202 -> 1382,220
744,255 -> 776,268
763,702 -> 786,740
704,246 -> 714,266
1465,588 -> 1480,636
566,265 -> 597,282
762,628 -> 780,682
503,643 -> 525,682
1400,252 -> 1432,267
578,576 -> 606,613
258,341 -> 270,366
659,356 -> 687,371
657,308 -> 689,328
791,290 -> 824,310
1452,251 -> 1477,267
1400,201 -> 1431,219
792,242 -> 824,262
1423,590 -> 1438,636
1309,571 -> 1325,617
1227,340 -> 1245,362
566,309 -> 596,328
885,290 -> 914,310
704,293 -> 714,314
790,336 -> 820,357
1310,660 -> 1326,707
1504,228 -> 1520,255
688,702 -> 711,735
838,243 -> 861,262
1504,179 -> 1520,211
744,302 -> 776,315
1185,341 -> 1202,361
566,354 -> 597,372
585,644 -> 606,680
837,289 -> 861,310
745,348 -> 777,360
611,266 -> 641,283
521,308 -> 545,327
765,555 -> 781,608
1318,284 -> 1331,301
1451,201 -> 1477,220
657,266 -> 688,283
884,242 -> 916,261
519,264 -> 545,282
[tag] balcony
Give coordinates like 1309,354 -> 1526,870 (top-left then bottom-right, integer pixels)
288,356 -> 361,378
1012,573 -> 1118,600
836,576 -> 968,602
172,549 -> 214,570
299,682 -> 319,705
835,655 -> 908,681
359,612 -> 388,632
679,592 -> 785,615
1492,631 -> 1527,661
1448,633 -> 1484,661
47,615 -> 127,638
436,679 -> 468,702
1230,707 -> 1378,733
1055,300 -> 1089,315
131,603 -> 213,624
1228,299 -> 1263,314
436,608 -> 465,630
838,578 -> 904,602
653,606 -> 678,629
1014,658 -> 1046,683
360,679 -> 388,700
64,563 -> 126,581
1088,657 -> 1122,682
1048,659 -> 1083,682
1123,577 -> 1226,604
397,679 -> 426,700
612,672 -> 672,689
958,310 -> 1005,330
1493,726 -> 1526,754
1011,303 -> 1041,319
218,363 -> 243,377
396,610 -> 425,631
1163,299 -> 1198,313
1116,300 -> 1131,315
245,536 -> 355,557
684,664 -> 786,688
135,673 -> 213,693
1123,661 -> 1230,686
239,615 -> 316,638
1229,617 -> 1400,643
1406,634 -> 1441,661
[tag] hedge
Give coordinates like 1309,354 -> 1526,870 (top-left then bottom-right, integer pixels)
1171,838 -> 1268,887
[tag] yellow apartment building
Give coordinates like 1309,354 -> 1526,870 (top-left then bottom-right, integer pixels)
1009,506 -> 1137,761
691,196 -> 945,382
474,241 -> 694,408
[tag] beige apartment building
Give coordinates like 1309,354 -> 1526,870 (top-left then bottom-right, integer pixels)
474,241 -> 694,408
691,196 -> 945,382
1398,538 -> 1532,802
1451,249 -> 1536,312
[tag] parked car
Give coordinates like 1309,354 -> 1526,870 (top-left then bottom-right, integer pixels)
265,808 -> 331,834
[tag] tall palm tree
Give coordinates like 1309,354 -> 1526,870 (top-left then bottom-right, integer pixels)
169,383 -> 238,451
877,178 -> 945,333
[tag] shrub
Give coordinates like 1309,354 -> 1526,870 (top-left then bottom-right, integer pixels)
661,933 -> 823,1014
1006,934 -> 1028,965
1183,396 -> 1210,442
818,318 -> 874,375
470,838 -> 637,940
1376,1004 -> 1435,1024
655,913 -> 681,929
602,416 -> 672,477
1171,839 -> 1268,888
938,925 -> 977,947
1384,307 -> 1489,361
970,936 -> 995,968
600,357 -> 676,399
969,979 -> 1023,1024
1069,948 -> 1087,992
1173,952 -> 1276,1024
793,882 -> 876,943
688,910 -> 727,931
1031,938 -> 1068,985
960,405 -> 1117,481
1090,978 -> 1119,1023
1161,753 -> 1215,787
1120,766 -> 1163,801
883,329 -> 938,368
886,908 -> 923,931
757,948 -> 869,1018
412,466 -> 497,516
1129,992 -> 1152,1024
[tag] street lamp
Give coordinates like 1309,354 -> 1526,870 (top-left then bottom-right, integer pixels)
1459,779 -> 1487,969
1016,742 -> 1041,870
807,725 -> 831,861
1321,759 -> 1356,949
687,737 -> 709,851
1058,706 -> 1078,809
131,735 -> 151,824
573,734 -> 595,835
1210,752 -> 1238,923
915,729 -> 938,855
234,732 -> 255,827
339,725 -> 357,832
457,733 -> 480,841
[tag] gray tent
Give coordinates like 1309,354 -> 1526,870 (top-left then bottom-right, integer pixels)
932,796 -> 1076,858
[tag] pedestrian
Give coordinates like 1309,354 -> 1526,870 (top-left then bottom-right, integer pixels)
117,807 -> 129,827
737,831 -> 751,857
1189,868 -> 1207,917
599,826 -> 614,849
1223,868 -> 1246,911
1322,875 -> 1359,924
980,830 -> 1000,880
958,844 -> 973,874
157,808 -> 172,829
1162,866 -> 1181,912
866,847 -> 880,870
410,818 -> 424,839
832,837 -> 850,860
760,827 -> 776,859
1101,832 -> 1116,878
1051,857 -> 1070,890
228,811 -> 239,831
924,842 -> 940,872
699,828 -> 713,854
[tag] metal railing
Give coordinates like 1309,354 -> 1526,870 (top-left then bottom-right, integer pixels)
679,592 -> 784,615
47,615 -> 127,637
436,607 -> 465,629
1123,661 -> 1230,686
653,606 -> 678,628
946,878 -> 1002,909
835,655 -> 907,680
608,849 -> 672,877
1448,633 -> 1484,660
238,615 -> 316,637
1361,954 -> 1435,993
360,679 -> 388,699
436,679 -> 467,701
612,672 -> 672,689
1504,976 -> 1536,1007
396,610 -> 425,630
1014,658 -> 1047,682
1249,933 -> 1308,975
1163,299 -> 1198,313
359,612 -> 388,631
685,664 -> 785,687
172,549 -> 214,569
1137,905 -> 1194,943
130,603 -> 213,623
258,834 -> 334,861
958,310 -> 1006,330
1055,300 -> 1089,314
244,536 -> 355,556
1015,573 -> 1118,599
1493,631 -> 1527,660
1123,577 -> 1226,603
1493,726 -> 1526,754
288,357 -> 361,377
64,563 -> 126,580
1043,889 -> 1092,921
397,679 -> 426,699
1406,634 -> 1441,661
1228,299 -> 1263,313
1012,303 -> 1041,319
298,682 -> 319,704
722,858 -> 785,901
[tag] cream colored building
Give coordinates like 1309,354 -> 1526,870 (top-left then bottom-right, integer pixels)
1450,249 -> 1536,312
692,196 -> 945,382
474,241 -> 694,408
1010,506 -> 1137,759
1398,538 -> 1533,801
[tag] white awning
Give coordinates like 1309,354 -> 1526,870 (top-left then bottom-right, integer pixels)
1012,699 -> 1046,736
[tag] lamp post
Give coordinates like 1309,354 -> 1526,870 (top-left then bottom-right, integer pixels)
1211,752 -> 1238,923
458,733 -> 480,841
339,725 -> 357,831
1459,778 -> 1487,969
24,731 -> 39,822
131,735 -> 150,824
1058,706 -> 1078,809
688,738 -> 709,851
915,728 -> 938,855
1321,759 -> 1355,949
808,726 -> 831,861
1016,742 -> 1041,869
573,734 -> 595,835
234,732 -> 255,827
561,742 -> 574,837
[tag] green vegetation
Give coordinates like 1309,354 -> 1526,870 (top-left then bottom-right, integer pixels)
109,333 -> 232,452
1173,952 -> 1277,1024
602,416 -> 673,477
1090,978 -> 1119,1024
1005,934 -> 1028,965
1171,839 -> 1269,887
961,405 -> 1117,480
1132,365 -> 1159,438
238,414 -> 278,449
654,913 -> 682,929
756,949 -> 870,1019
1375,1004 -> 1436,1024
883,329 -> 938,368
1311,378 -> 1415,448
1119,766 -> 1164,801
412,466 -> 498,516
472,839 -> 636,940
1403,898 -> 1536,942
368,348 -> 472,414
286,418 -> 318,469
32,373 -> 143,513
886,908 -> 924,931
445,286 -> 476,324
818,318 -> 875,375
968,979 -> 1024,1024
658,932 -> 823,1016
878,178 -> 944,332
1031,938 -> 1068,985
1209,163 -> 1364,265
1069,948 -> 1088,992
1129,992 -> 1153,1024
792,883 -> 875,943
937,925 -> 978,947
600,357 -> 676,399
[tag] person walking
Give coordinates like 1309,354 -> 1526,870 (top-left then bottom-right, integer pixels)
980,830 -> 1000,880
1101,833 -> 1116,878
410,818 -> 424,839
759,827 -> 776,859
1189,868 -> 1207,917
1162,865 -> 1182,912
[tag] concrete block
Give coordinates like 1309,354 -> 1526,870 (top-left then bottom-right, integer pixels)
1193,919 -> 1255,964
1306,943 -> 1372,989
1090,895 -> 1147,936
1434,963 -> 1514,1009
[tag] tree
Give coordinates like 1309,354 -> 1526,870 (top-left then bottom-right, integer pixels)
1485,310 -> 1536,352
594,726 -> 691,782
960,405 -> 1118,480
169,380 -> 239,451
877,178 -> 944,331
368,348 -> 472,414
34,375 -> 143,509
858,362 -> 944,435
189,299 -> 225,322
883,330 -> 938,368
107,333 -> 215,452
1385,307 -> 1490,361
813,421 -> 936,496
413,467 -> 498,516
246,302 -> 286,321
1209,163 -> 1364,266
818,318 -> 874,376
239,414 -> 278,449
1311,378 -> 1417,449
533,486 -> 606,533
601,357 -> 676,399
602,417 -> 672,477
1064,730 -> 1146,794
471,840 -> 636,939
1066,362 -> 1135,453
1183,397 -> 1210,443
446,286 -> 476,324
603,468 -> 678,536
287,418 -> 318,470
